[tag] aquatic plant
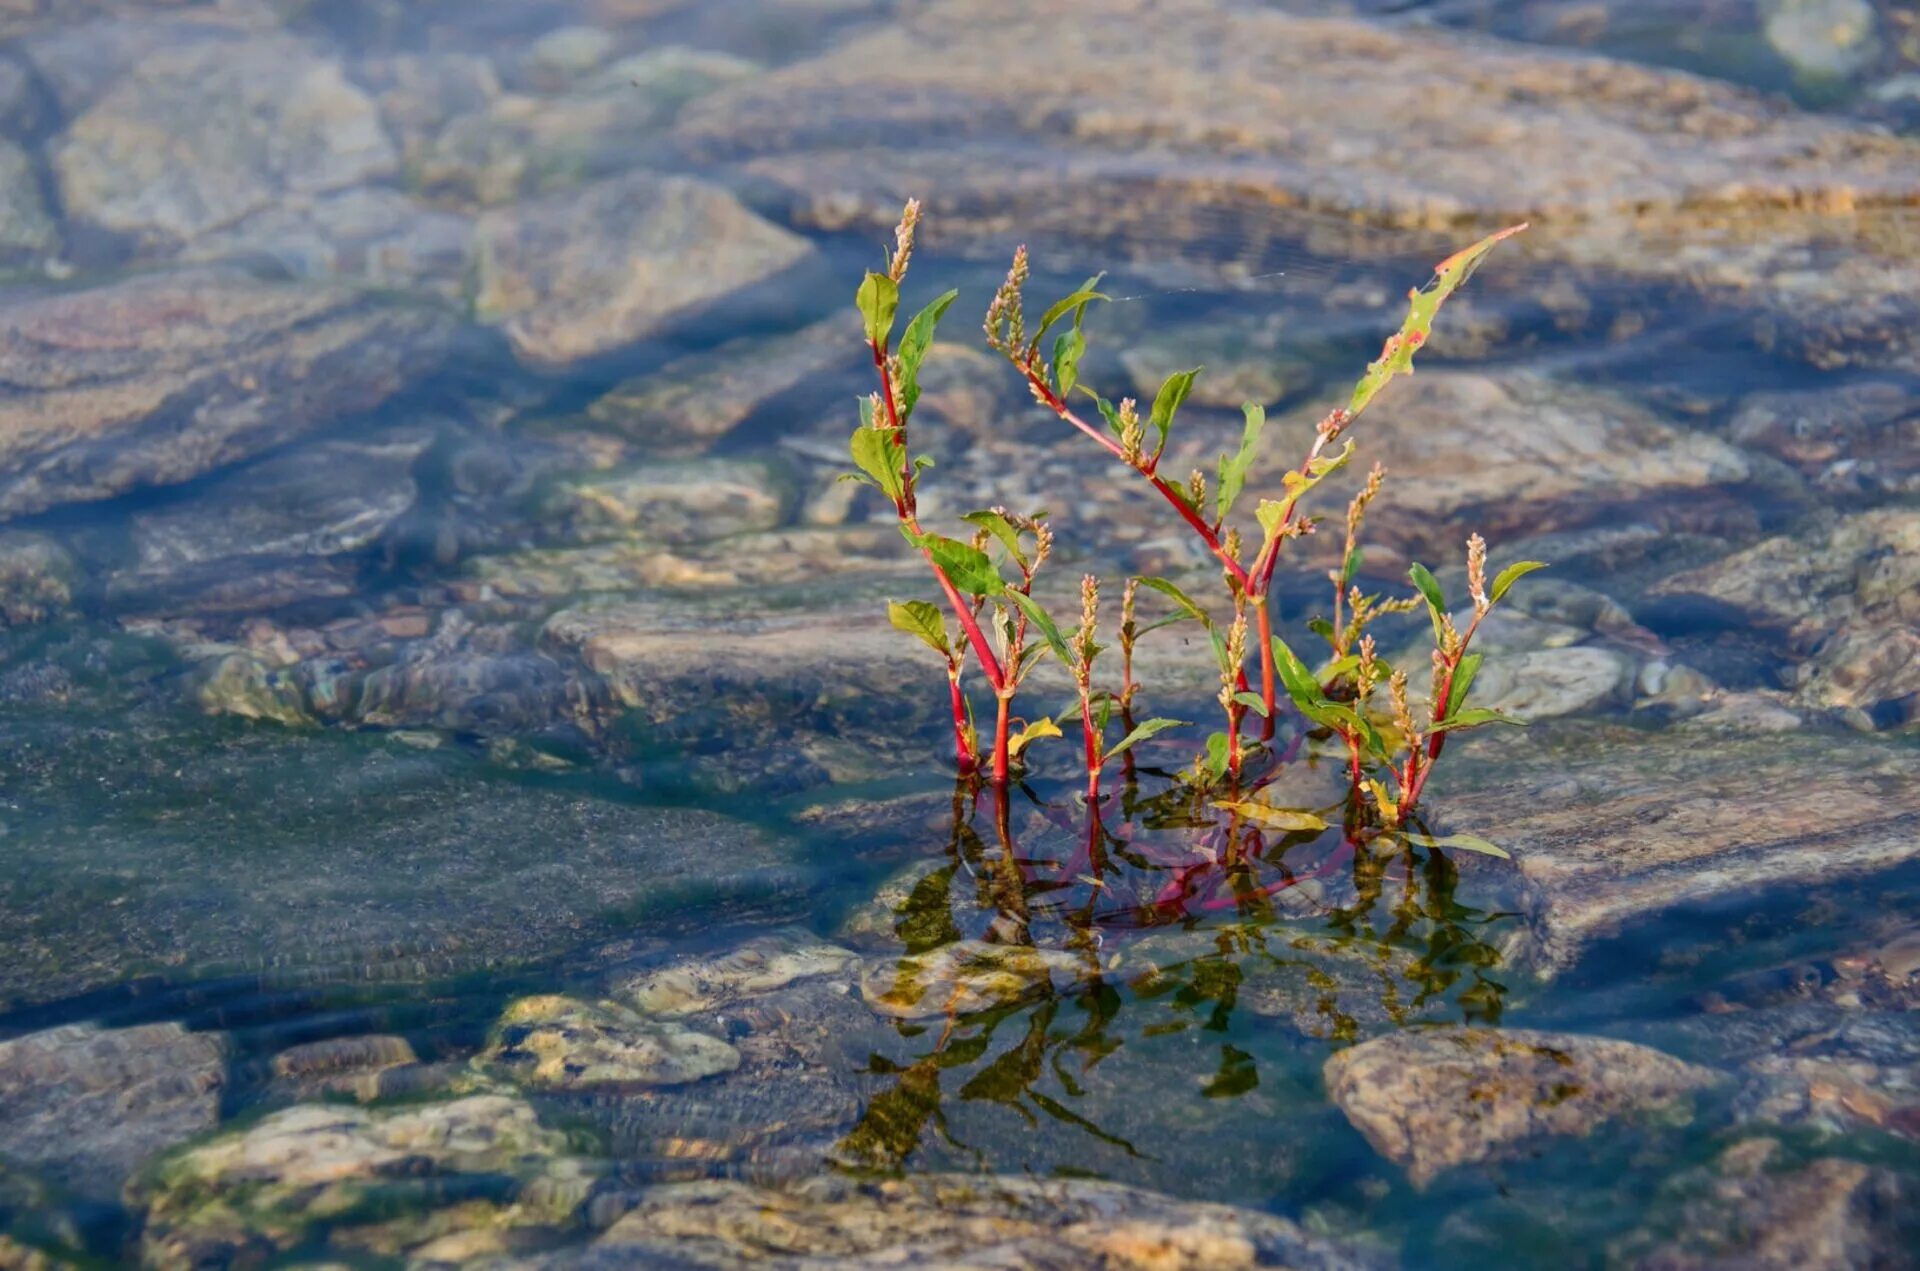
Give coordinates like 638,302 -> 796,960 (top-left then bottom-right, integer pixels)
852,201 -> 1537,848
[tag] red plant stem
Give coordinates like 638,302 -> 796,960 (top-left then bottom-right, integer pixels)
992,693 -> 1013,786
1252,598 -> 1276,742
947,668 -> 977,774
1079,684 -> 1103,805
1397,608 -> 1487,821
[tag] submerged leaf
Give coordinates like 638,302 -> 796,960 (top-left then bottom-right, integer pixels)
1105,716 -> 1188,762
1212,801 -> 1328,833
1410,832 -> 1511,859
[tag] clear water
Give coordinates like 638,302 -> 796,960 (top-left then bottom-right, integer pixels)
0,0 -> 1916,1265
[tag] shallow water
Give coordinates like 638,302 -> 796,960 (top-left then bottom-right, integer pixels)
0,0 -> 1917,1266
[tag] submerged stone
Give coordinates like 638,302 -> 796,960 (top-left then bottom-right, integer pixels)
544,458 -> 790,547
473,172 -> 815,366
0,1022 -> 225,1201
861,940 -> 1089,1020
0,268 -> 451,521
484,995 -> 741,1091
132,1095 -> 593,1268
576,1173 -> 1389,1270
619,931 -> 861,1016
1324,1027 -> 1720,1187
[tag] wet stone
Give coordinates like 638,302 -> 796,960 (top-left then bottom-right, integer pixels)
182,187 -> 474,298
0,1022 -> 226,1201
1728,380 -> 1920,497
0,533 -> 77,628
267,1034 -> 420,1100
0,141 -> 56,263
52,33 -> 397,249
619,931 -> 861,1016
544,458 -> 791,548
1324,1027 -> 1721,1188
0,267 -> 451,521
860,940 -> 1089,1020
567,1173 -> 1390,1270
132,1094 -> 594,1269
474,171 -> 815,366
484,995 -> 742,1091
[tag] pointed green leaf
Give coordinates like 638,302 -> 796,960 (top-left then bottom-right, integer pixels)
849,427 -> 905,502
1104,716 -> 1187,762
1051,327 -> 1086,398
1340,543 -> 1365,587
856,271 -> 899,346
895,288 -> 959,420
1307,617 -> 1337,645
1231,691 -> 1270,719
1134,576 -> 1212,629
1445,652 -> 1483,718
1007,716 -> 1062,759
1215,403 -> 1265,522
886,599 -> 949,656
1407,562 -> 1447,643
1212,802 -> 1328,833
1269,634 -> 1322,709
1033,285 -> 1109,345
1147,367 -> 1201,459
1489,559 -> 1548,605
1003,589 -> 1071,665
1429,707 -> 1525,734
1415,832 -> 1511,860
1343,224 -> 1527,422
1201,731 -> 1232,781
911,531 -> 1002,596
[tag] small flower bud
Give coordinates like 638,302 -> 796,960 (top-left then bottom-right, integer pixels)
887,198 -> 920,283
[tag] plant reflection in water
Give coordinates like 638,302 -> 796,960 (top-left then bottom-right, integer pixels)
836,762 -> 1517,1172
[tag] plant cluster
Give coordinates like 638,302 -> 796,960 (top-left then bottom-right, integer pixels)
844,200 -> 1539,855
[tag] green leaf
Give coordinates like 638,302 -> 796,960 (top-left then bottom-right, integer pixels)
895,288 -> 958,421
886,599 -> 949,656
1201,731 -> 1232,781
1340,544 -> 1365,587
1094,694 -> 1113,734
1052,327 -> 1086,398
1104,716 -> 1187,762
1318,653 -> 1360,686
1269,634 -> 1322,710
1232,690 -> 1270,719
1408,562 -> 1447,643
1343,224 -> 1527,422
1147,368 -> 1201,460
1445,652 -> 1483,718
1007,716 -> 1062,760
1134,576 -> 1212,629
849,427 -> 904,502
911,532 -> 1002,596
1084,389 -> 1124,439
1003,589 -> 1071,665
1429,707 -> 1525,734
855,271 -> 899,346
1307,617 -> 1336,645
1489,559 -> 1548,605
1032,282 -> 1108,344
1253,439 -> 1354,544
960,509 -> 1030,571
1216,403 -> 1265,523
1212,802 -> 1328,833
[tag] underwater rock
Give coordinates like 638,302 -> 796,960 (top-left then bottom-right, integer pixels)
585,317 -> 847,455
619,931 -> 861,1016
473,524 -> 917,596
1728,380 -> 1920,497
545,459 -> 790,548
861,940 -> 1089,1020
0,267 -> 451,521
484,995 -> 742,1091
52,33 -> 396,249
1614,1138 -> 1919,1268
474,171 -> 814,366
183,187 -> 474,298
0,1023 -> 225,1200
132,1095 -> 593,1269
573,1173 -> 1389,1270
1457,646 -> 1636,721
1441,727 -> 1920,975
1272,372 -> 1755,560
109,433 -> 430,612
1651,509 -> 1920,724
266,1034 -> 422,1101
0,141 -> 56,263
1762,0 -> 1883,80
0,533 -> 77,628
1324,1027 -> 1720,1188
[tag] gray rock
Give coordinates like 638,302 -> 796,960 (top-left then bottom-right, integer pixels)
0,1022 -> 225,1199
1324,1027 -> 1720,1187
572,1173 -> 1389,1270
0,141 -> 56,262
543,458 -> 791,548
1614,1139 -> 1920,1269
1728,380 -> 1920,497
183,187 -> 474,298
620,931 -> 861,1016
0,267 -> 451,521
860,940 -> 1089,1019
585,317 -> 846,455
484,995 -> 741,1091
1762,0 -> 1883,80
52,34 -> 396,248
110,434 -> 430,610
0,532 -> 77,627
473,171 -> 815,366
132,1095 -> 594,1268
